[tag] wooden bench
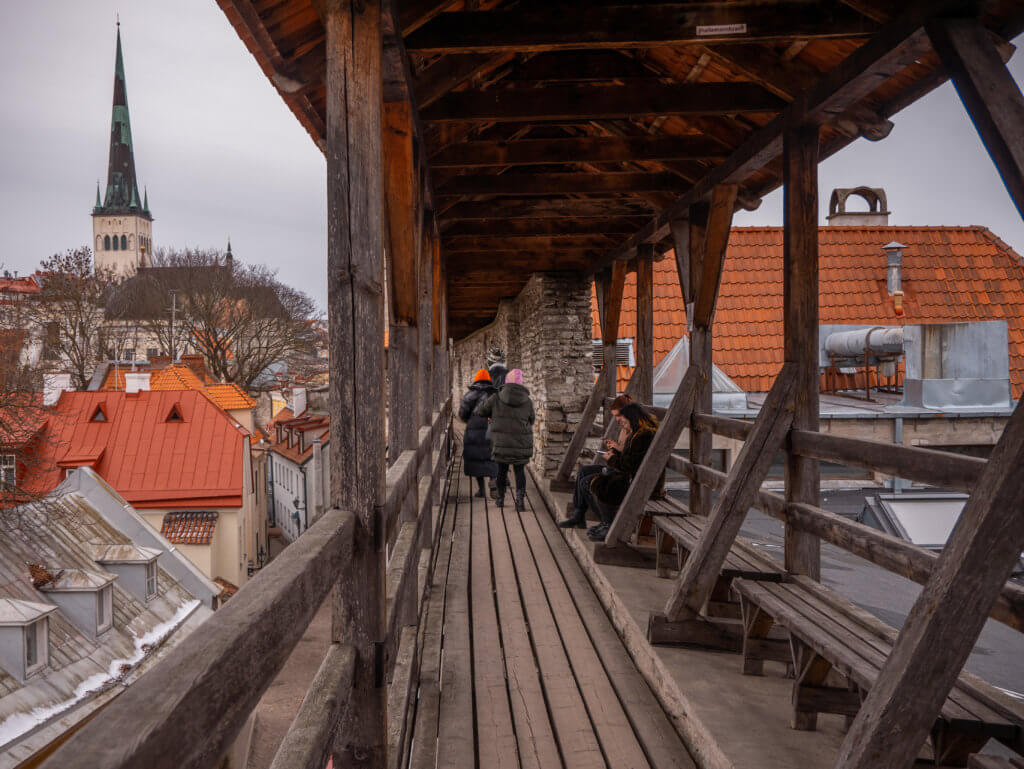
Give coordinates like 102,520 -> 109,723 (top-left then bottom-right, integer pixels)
733,574 -> 1024,766
968,754 -> 1024,769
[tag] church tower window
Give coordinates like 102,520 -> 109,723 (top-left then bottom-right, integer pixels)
112,236 -> 119,251
120,235 -> 127,250
104,235 -> 111,251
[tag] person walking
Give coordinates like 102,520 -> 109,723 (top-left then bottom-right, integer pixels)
559,394 -> 633,528
487,347 -> 508,389
458,369 -> 498,498
476,368 -> 534,511
587,402 -> 661,541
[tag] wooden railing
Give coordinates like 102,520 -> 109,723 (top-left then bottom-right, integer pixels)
45,397 -> 454,769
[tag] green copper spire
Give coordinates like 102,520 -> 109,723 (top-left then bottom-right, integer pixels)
143,186 -> 149,212
95,25 -> 151,220
95,181 -> 101,209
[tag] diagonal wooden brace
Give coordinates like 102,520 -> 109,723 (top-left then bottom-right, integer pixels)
604,364 -> 705,544
663,363 -> 800,620
554,366 -> 611,484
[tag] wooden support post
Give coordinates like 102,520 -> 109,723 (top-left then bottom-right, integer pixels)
926,17 -> 1024,219
833,32 -> 1024,763
839,404 -> 1024,764
662,364 -> 799,621
691,186 -> 737,330
555,366 -> 610,484
782,123 -> 821,580
419,212 -> 434,428
384,100 -> 421,486
604,364 -> 703,544
635,245 -> 655,405
322,1 -> 386,766
431,221 -> 446,409
598,260 -> 628,424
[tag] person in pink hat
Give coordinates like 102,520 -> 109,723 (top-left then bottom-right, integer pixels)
476,368 -> 534,511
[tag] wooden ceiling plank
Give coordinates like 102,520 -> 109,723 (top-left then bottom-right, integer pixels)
443,217 -> 650,236
442,235 -> 617,251
414,53 -> 512,108
406,4 -> 876,54
430,135 -> 727,167
436,172 -> 686,196
423,82 -> 784,122
440,198 -> 653,221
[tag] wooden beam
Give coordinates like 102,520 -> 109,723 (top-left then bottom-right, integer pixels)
399,0 -> 458,35
669,215 -> 691,310
556,367 -> 612,483
443,217 -> 651,237
423,83 -> 784,122
431,221 -> 442,346
406,4 -> 876,54
437,172 -> 685,197
834,397 -> 1024,769
600,261 -> 629,419
442,235 -> 617,252
442,198 -> 653,220
597,0 -> 954,265
321,2 -> 387,766
604,365 -> 704,544
663,364 -> 799,620
926,17 -> 1024,220
691,185 -> 737,329
782,123 -> 821,580
430,135 -> 728,168
635,246 -> 655,405
413,53 -> 510,108
384,101 -> 419,325
419,213 -> 435,428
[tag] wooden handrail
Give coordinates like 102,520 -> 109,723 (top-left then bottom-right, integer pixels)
667,455 -> 1024,632
788,429 -> 985,493
692,412 -> 751,441
269,643 -> 357,769
46,507 -> 357,769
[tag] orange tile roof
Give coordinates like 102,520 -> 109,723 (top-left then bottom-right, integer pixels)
203,382 -> 257,410
161,511 -> 219,545
270,412 -> 329,464
151,364 -> 206,391
22,391 -> 247,508
594,226 -> 1024,398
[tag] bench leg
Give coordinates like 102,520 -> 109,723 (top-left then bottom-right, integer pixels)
655,527 -> 676,579
740,598 -> 789,676
930,727 -> 990,767
648,612 -> 744,652
704,575 -> 742,620
791,640 -> 860,731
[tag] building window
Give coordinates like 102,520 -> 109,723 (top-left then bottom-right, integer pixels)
145,561 -> 157,599
147,347 -> 158,359
97,585 -> 113,633
120,235 -> 128,250
0,454 -> 15,487
123,348 -> 134,361
112,235 -> 119,251
104,235 -> 111,250
24,618 -> 47,673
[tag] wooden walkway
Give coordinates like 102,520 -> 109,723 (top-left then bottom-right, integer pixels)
406,448 -> 695,769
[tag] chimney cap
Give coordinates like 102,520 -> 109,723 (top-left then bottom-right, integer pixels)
883,241 -> 907,251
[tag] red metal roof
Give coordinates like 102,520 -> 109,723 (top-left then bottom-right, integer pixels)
161,511 -> 219,545
23,390 -> 247,508
594,226 -> 1024,398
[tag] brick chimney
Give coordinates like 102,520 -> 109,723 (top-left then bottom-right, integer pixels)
180,354 -> 207,381
827,186 -> 890,226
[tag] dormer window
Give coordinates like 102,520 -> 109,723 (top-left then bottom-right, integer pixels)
97,585 -> 112,633
166,404 -> 184,422
90,404 -> 107,422
92,544 -> 160,603
0,454 -> 15,487
0,599 -> 56,682
36,568 -> 117,639
24,617 -> 47,674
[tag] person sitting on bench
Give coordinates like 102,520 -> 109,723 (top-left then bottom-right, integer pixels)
559,394 -> 633,529
587,403 -> 661,542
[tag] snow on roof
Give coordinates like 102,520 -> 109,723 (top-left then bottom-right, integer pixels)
89,544 -> 161,564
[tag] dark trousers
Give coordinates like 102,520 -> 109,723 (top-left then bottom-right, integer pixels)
497,462 -> 526,492
572,464 -> 604,514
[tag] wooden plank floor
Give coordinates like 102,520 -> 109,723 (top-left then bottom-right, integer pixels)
407,446 -> 696,769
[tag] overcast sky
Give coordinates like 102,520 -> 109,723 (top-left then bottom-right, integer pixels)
1,2 -> 1023,312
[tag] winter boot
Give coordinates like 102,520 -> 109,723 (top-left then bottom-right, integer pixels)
514,488 -> 526,513
475,477 -> 487,498
489,478 -> 499,500
495,483 -> 506,509
558,509 -> 587,529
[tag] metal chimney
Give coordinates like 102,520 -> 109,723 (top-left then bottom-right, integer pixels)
883,241 -> 905,296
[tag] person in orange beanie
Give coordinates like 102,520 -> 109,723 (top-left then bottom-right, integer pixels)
458,368 -> 498,497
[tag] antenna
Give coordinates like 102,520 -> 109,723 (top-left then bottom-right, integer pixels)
169,289 -> 179,363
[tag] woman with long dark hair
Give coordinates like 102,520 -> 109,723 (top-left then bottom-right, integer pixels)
587,402 -> 661,541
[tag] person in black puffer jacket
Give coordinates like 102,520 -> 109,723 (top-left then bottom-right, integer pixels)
458,369 -> 498,497
476,368 -> 534,512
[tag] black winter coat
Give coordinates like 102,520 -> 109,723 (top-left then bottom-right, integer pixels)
476,383 -> 534,465
590,424 -> 662,508
459,382 -> 498,478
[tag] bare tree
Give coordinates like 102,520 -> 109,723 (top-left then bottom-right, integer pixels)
21,248 -> 125,389
107,248 -> 319,389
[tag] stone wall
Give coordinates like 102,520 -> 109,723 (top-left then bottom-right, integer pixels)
451,272 -> 594,478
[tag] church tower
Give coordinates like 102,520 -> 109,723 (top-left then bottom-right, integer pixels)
92,24 -> 153,277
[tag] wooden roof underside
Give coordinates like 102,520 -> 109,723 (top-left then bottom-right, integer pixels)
217,0 -> 1024,340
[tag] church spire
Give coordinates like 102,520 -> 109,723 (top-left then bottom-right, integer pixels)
96,24 -> 150,220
